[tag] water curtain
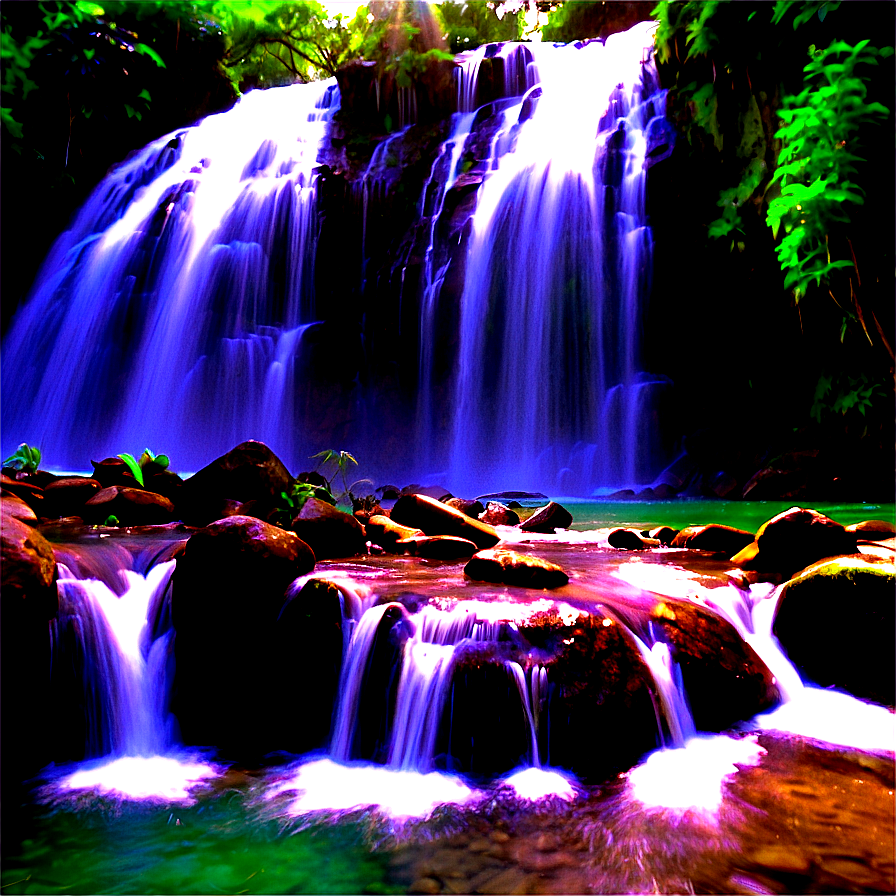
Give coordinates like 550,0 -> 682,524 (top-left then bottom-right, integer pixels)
2,23 -> 667,493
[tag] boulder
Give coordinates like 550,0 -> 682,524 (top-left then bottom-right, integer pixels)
520,501 -> 573,533
670,524 -> 754,556
365,514 -> 424,550
180,440 -> 292,524
735,506 -> 858,576
172,515 -> 316,758
444,497 -> 485,519
443,603 -> 660,781
274,578 -> 345,750
608,527 -> 658,550
391,493 -> 500,549
478,501 -> 520,527
1,493 -> 37,524
0,515 -> 58,619
396,535 -> 478,560
142,469 -> 184,503
43,477 -> 102,518
0,515 -> 58,779
772,556 -> 895,705
464,548 -> 569,589
289,497 -> 368,559
649,597 -> 780,730
82,486 -> 176,526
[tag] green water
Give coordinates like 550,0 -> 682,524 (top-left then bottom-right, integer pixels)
563,499 -> 896,533
1,784 -> 399,896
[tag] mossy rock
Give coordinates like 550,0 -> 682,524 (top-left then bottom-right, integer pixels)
772,557 -> 895,705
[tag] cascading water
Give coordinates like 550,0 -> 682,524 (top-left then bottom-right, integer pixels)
51,560 -> 178,757
3,22 -> 670,495
2,79 -> 339,472
447,22 -> 670,495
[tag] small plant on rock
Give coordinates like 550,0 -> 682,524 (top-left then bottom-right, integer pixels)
116,449 -> 170,487
3,442 -> 42,475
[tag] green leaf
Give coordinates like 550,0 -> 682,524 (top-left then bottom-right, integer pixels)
117,453 -> 145,487
134,43 -> 166,69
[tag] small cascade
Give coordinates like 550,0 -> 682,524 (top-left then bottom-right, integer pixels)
632,634 -> 696,748
50,561 -> 177,758
330,600 -> 523,772
506,661 -> 548,767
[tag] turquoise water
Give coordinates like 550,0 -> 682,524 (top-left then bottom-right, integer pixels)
563,499 -> 896,533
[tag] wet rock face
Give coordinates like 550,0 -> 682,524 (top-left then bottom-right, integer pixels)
439,602 -> 660,782
649,597 -> 781,730
773,557 -> 895,706
1,515 -> 58,778
171,515 -> 315,758
275,578 -> 345,751
523,607 -> 661,781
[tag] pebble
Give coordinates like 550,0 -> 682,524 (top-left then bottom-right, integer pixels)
408,876 -> 441,895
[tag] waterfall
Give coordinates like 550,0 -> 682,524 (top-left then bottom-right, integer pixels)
447,23 -> 667,494
330,600 -> 522,772
2,22 -> 667,492
632,634 -> 696,748
51,560 -> 177,757
2,79 -> 339,472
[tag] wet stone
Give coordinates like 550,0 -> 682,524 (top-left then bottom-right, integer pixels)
408,876 -> 442,894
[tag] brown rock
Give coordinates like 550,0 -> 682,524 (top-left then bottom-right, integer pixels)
608,527 -> 658,550
396,535 -> 478,560
289,497 -> 367,559
479,502 -> 520,527
90,457 -> 141,488
846,519 -> 896,540
646,525 -> 678,545
753,506 -> 858,575
649,597 -> 780,730
172,516 -> 316,755
519,501 -> 573,533
445,497 -> 485,518
772,556 -> 895,705
391,493 -> 500,549
670,524 -> 754,556
181,440 -> 292,524
0,474 -> 46,514
464,548 -> 569,589
43,477 -> 102,517
0,515 -> 58,619
82,486 -> 176,525
1,493 -> 37,524
365,514 -> 424,550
